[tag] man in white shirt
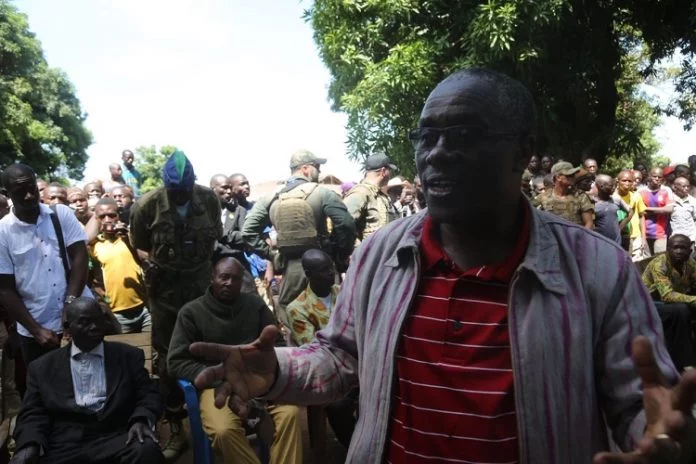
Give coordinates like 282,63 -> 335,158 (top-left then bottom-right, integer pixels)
0,164 -> 91,365
670,176 -> 696,243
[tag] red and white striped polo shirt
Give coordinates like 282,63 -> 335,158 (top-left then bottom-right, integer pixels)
386,209 -> 530,463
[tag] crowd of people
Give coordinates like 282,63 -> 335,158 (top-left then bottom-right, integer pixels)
1,68 -> 696,464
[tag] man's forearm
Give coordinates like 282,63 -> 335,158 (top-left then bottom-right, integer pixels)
65,246 -> 88,298
0,287 -> 41,334
645,206 -> 674,214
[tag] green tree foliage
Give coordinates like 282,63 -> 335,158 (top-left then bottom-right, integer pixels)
0,0 -> 92,180
134,145 -> 176,194
305,0 -> 696,174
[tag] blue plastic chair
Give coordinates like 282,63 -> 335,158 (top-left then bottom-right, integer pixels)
177,379 -> 214,464
177,379 -> 271,464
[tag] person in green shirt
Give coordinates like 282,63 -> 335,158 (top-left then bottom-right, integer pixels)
642,233 -> 696,371
167,257 -> 302,464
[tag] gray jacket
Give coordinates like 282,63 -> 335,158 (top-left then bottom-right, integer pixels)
265,203 -> 678,463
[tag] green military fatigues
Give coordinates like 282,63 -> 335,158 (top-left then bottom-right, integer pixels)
534,191 -> 594,225
129,184 -> 222,416
343,180 -> 398,242
242,176 -> 355,324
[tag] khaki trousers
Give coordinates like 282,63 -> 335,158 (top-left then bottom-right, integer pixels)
199,389 -> 303,464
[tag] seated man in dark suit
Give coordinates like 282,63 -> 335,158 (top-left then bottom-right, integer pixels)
10,297 -> 164,464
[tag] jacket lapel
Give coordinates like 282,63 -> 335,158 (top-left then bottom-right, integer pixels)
55,345 -> 77,403
103,342 -> 121,402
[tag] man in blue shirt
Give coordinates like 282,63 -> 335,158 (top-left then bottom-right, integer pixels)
121,150 -> 142,198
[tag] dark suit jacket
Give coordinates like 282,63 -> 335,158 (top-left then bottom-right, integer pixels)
14,341 -> 161,452
214,204 -> 250,268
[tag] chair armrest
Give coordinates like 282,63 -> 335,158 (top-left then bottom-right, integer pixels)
177,379 -> 213,464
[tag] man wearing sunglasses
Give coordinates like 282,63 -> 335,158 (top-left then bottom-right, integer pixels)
190,69 -> 694,463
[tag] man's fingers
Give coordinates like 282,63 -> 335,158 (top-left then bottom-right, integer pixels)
144,429 -> 159,443
213,381 -> 233,409
228,395 -> 249,419
632,336 -> 666,388
254,325 -> 279,350
125,430 -> 134,445
672,369 -> 696,413
189,342 -> 232,363
593,450 -> 646,464
193,364 -> 226,391
136,427 -> 144,443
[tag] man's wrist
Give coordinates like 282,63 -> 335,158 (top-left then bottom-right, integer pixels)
64,295 -> 77,305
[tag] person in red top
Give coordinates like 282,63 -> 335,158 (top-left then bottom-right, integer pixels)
639,167 -> 674,255
188,69 -> 696,463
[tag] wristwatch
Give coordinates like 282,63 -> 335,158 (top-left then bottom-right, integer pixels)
64,295 -> 77,305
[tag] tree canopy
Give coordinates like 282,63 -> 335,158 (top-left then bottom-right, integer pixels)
134,145 -> 176,194
306,0 -> 696,176
0,0 -> 92,180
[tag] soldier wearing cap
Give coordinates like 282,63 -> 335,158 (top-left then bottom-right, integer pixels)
129,150 -> 222,460
534,161 -> 594,228
344,153 -> 399,243
242,149 -> 355,320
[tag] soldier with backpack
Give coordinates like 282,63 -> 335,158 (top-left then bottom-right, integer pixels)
242,149 -> 356,323
344,153 -> 399,244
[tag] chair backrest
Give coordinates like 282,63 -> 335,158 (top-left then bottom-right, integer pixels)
105,332 -> 152,373
634,254 -> 659,275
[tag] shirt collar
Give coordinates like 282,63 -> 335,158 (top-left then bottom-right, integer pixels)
419,202 -> 531,282
8,203 -> 51,226
71,341 -> 105,359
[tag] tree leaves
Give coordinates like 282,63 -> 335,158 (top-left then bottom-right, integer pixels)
0,0 -> 92,180
307,0 -> 694,172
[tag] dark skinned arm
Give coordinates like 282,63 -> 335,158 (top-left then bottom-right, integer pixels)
0,275 -> 43,336
582,210 -> 594,229
65,242 -> 88,299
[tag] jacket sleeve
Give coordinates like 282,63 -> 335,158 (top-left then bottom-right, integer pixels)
596,253 -> 679,450
262,245 -> 360,405
242,196 -> 273,258
13,362 -> 51,451
343,188 -> 367,222
322,190 -> 356,258
128,200 -> 150,252
127,348 -> 162,427
167,308 -> 208,383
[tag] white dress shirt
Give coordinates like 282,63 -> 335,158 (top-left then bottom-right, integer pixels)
0,204 -> 92,336
70,342 -> 107,412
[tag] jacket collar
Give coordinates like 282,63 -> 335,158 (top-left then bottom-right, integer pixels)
154,185 -> 207,216
387,198 -> 567,295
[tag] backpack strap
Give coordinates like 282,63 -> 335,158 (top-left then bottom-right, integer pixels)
49,205 -> 71,282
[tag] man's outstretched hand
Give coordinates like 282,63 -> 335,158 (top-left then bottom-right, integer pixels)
191,324 -> 280,417
594,336 -> 696,463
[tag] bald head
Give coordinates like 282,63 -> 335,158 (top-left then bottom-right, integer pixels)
214,256 -> 244,275
1,163 -> 36,189
211,257 -> 245,303
64,297 -> 102,326
430,68 -> 537,136
647,168 -> 664,190
210,174 -> 229,189
210,174 -> 233,205
301,249 -> 333,271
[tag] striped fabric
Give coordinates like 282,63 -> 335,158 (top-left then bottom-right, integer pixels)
266,205 -> 679,463
386,214 -> 528,463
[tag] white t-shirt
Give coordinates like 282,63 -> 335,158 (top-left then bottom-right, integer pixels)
0,203 -> 92,337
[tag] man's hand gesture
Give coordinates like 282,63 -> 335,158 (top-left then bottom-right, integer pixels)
191,325 -> 280,417
126,421 -> 158,445
594,336 -> 696,463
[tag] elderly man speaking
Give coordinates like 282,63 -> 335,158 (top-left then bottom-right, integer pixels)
189,69 -> 696,463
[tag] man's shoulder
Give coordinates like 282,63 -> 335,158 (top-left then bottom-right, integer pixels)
104,340 -> 143,357
29,345 -> 69,373
286,288 -> 312,311
135,188 -> 165,208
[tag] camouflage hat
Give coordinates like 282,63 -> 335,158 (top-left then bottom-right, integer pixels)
289,149 -> 327,170
551,161 -> 581,177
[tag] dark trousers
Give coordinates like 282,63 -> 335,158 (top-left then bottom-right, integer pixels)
42,431 -> 164,464
654,302 -> 696,371
19,335 -> 61,367
277,258 -> 308,326
325,388 -> 358,449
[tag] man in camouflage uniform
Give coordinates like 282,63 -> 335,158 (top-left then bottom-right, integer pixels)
129,151 -> 222,460
343,153 -> 399,244
242,150 -> 355,323
535,161 -> 594,228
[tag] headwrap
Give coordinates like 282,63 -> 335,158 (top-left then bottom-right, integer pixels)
163,150 -> 195,191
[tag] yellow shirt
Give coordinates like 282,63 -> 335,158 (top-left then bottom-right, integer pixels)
618,191 -> 647,239
89,236 -> 146,312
